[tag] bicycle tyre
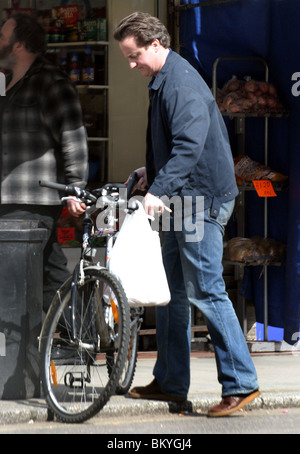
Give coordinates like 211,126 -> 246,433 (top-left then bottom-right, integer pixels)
107,307 -> 142,395
40,267 -> 130,423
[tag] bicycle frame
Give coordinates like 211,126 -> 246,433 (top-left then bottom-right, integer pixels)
69,204 -> 114,347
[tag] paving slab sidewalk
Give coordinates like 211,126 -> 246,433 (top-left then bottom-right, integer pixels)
0,352 -> 299,424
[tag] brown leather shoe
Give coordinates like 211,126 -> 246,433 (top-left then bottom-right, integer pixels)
207,390 -> 260,417
129,378 -> 186,403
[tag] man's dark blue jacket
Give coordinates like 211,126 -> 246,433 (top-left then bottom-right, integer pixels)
146,50 -> 238,217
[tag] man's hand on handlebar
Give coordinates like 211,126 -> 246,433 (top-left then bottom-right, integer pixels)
67,198 -> 86,217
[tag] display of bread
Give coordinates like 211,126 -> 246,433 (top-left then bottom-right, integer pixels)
217,76 -> 286,114
224,236 -> 286,264
234,154 -> 288,186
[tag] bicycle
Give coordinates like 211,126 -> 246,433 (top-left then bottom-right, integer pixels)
95,175 -> 144,395
38,174 -> 142,423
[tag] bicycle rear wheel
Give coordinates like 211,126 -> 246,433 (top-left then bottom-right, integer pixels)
107,307 -> 143,395
40,267 -> 130,423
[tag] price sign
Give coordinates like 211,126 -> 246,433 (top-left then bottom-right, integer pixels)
252,180 -> 277,197
57,227 -> 75,244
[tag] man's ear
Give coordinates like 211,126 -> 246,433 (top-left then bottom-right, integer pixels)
12,40 -> 24,54
151,39 -> 160,52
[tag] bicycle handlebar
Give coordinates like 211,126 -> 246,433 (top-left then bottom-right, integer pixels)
126,171 -> 138,198
39,171 -> 139,205
39,180 -> 97,203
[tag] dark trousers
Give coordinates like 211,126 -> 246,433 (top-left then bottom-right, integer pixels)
0,204 -> 71,313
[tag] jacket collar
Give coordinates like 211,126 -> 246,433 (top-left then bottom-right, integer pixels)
149,49 -> 176,91
6,54 -> 48,86
23,54 -> 47,79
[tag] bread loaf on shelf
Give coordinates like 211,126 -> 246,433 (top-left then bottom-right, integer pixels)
224,236 -> 286,264
217,76 -> 286,115
234,154 -> 288,185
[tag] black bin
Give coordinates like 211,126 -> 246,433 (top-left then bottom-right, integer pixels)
0,220 -> 47,399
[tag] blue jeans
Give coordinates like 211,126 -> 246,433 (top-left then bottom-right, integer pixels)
154,199 -> 259,398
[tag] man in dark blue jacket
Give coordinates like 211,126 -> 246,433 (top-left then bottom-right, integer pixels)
114,12 -> 259,417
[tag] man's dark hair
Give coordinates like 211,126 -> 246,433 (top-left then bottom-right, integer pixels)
10,12 -> 47,54
114,12 -> 171,49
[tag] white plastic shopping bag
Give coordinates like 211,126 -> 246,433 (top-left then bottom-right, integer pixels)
109,200 -> 170,307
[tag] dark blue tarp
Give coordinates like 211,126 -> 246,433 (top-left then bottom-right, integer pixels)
179,0 -> 300,343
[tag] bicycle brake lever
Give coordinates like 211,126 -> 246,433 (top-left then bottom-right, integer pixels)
61,196 -> 84,204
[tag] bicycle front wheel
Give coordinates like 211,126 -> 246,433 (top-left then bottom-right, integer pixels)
40,267 -> 130,424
